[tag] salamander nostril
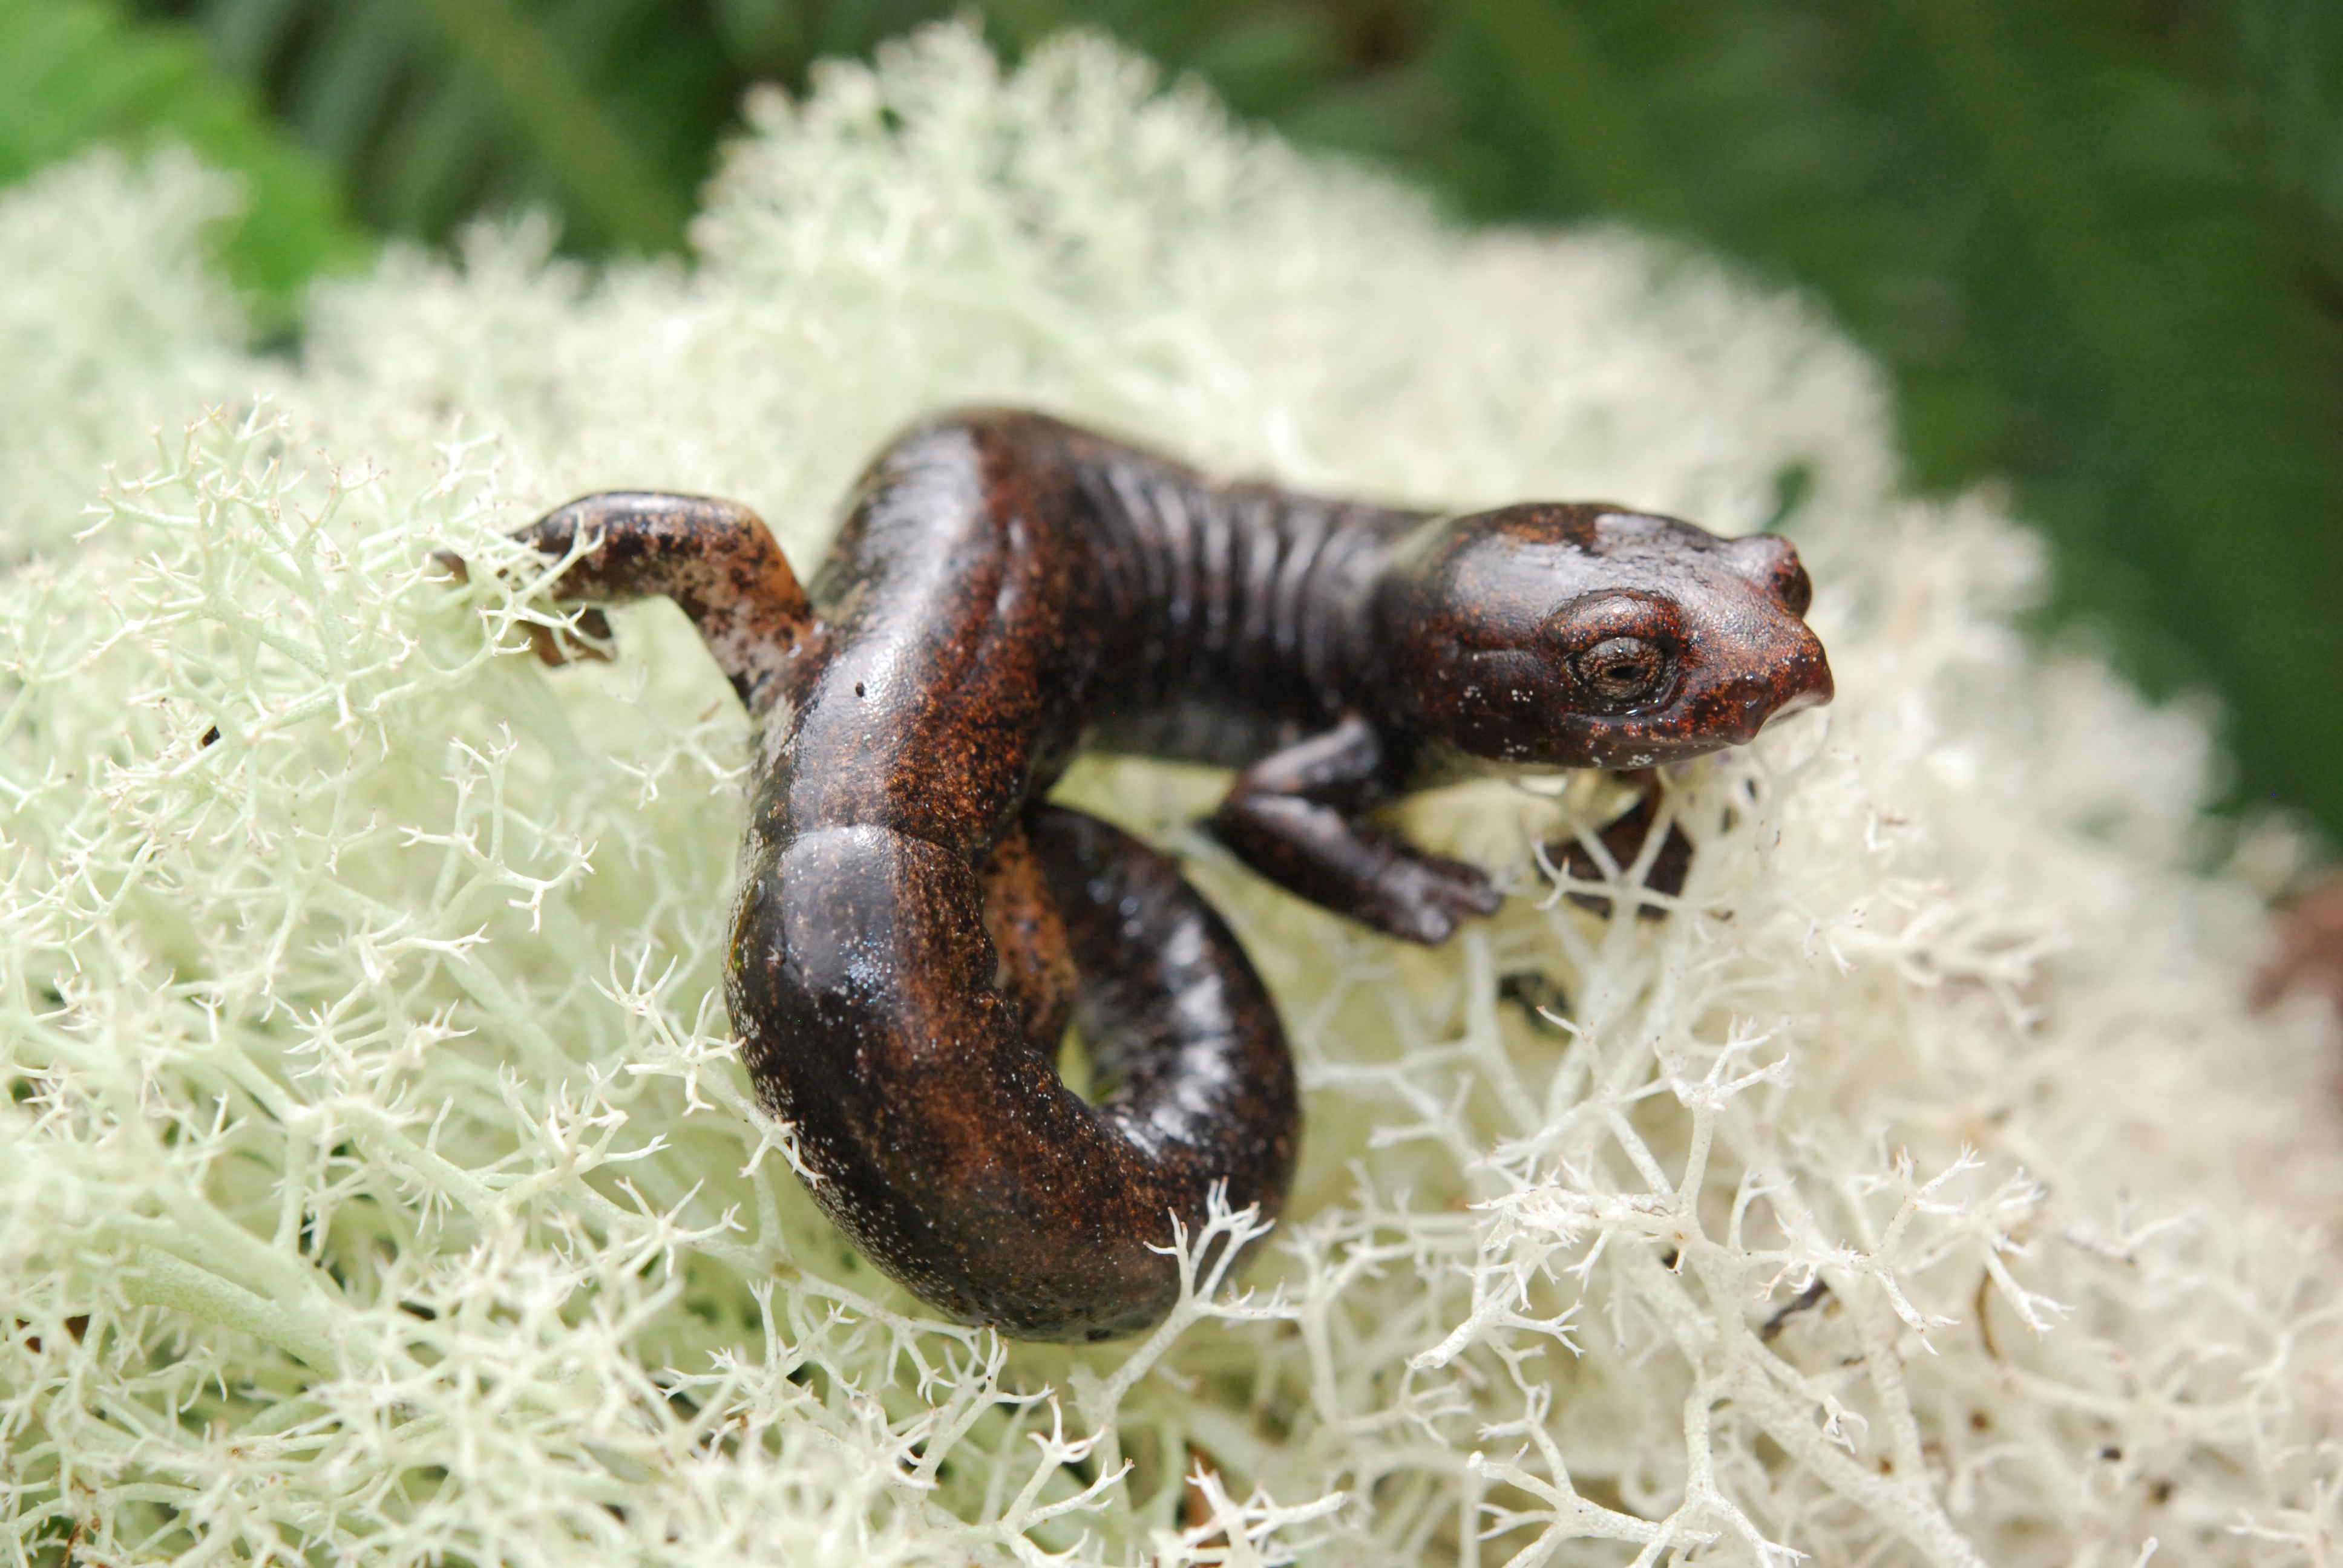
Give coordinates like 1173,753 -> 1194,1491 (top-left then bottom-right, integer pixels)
1734,535 -> 1814,616
1778,558 -> 1813,616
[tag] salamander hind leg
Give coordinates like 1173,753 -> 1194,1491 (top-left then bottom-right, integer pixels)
461,492 -> 814,716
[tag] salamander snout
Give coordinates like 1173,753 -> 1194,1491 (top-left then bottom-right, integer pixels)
1378,503 -> 1834,769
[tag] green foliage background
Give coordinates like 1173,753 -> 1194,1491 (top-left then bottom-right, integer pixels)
10,0 -> 2342,847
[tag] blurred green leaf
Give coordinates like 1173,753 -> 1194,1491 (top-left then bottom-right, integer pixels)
0,0 -> 362,316
142,0 -> 804,253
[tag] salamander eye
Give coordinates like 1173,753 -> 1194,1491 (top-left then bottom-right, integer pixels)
1575,635 -> 1665,702
1542,590 -> 1684,712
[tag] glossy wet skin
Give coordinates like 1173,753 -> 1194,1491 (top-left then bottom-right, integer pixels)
490,409 -> 1832,1339
1378,503 -> 1830,769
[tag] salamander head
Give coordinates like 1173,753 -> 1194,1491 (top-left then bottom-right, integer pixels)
1375,503 -> 1833,768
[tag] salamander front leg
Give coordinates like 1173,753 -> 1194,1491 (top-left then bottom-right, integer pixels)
1545,771 -> 1694,920
457,491 -> 815,716
1210,714 -> 1501,946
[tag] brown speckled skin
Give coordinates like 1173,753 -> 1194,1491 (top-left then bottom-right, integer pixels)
499,408 -> 1833,1340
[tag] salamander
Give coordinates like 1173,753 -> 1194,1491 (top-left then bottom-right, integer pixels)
485,408 -> 1833,1340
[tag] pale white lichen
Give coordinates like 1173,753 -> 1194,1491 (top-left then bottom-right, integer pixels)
4,25 -> 2341,1568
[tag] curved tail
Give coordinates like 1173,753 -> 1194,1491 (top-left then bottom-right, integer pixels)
730,806 -> 1296,1340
